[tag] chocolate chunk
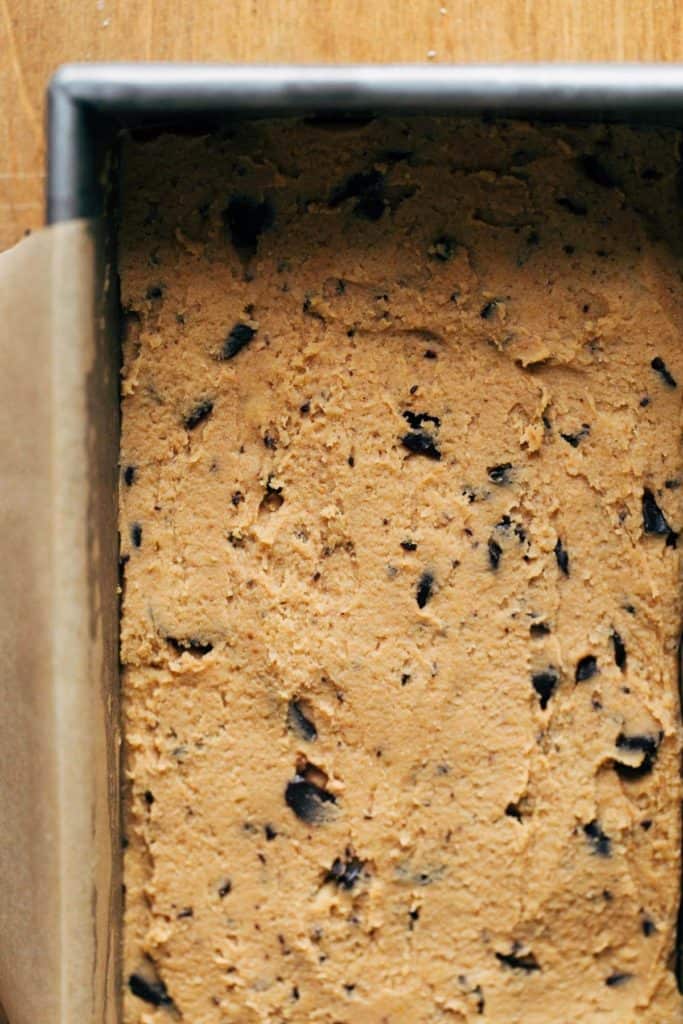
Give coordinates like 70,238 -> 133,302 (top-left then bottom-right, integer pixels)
326,853 -> 364,890
530,621 -> 551,637
575,655 -> 598,682
143,789 -> 155,805
222,322 -> 255,360
416,571 -> 434,608
401,431 -> 442,460
557,196 -> 588,216
532,669 -> 558,710
487,462 -> 513,485
651,356 -> 677,388
605,972 -> 633,987
584,819 -> 611,856
123,465 -> 136,486
264,824 -> 278,841
130,523 -> 142,548
495,950 -> 541,973
505,802 -> 523,821
300,401 -> 311,414
642,488 -> 678,545
401,539 -> 417,551
430,235 -> 456,261
488,537 -> 502,570
578,154 -> 618,189
329,170 -> 385,220
330,169 -> 383,205
287,700 -> 317,742
128,974 -> 173,1007
611,630 -> 627,671
642,917 -> 657,937
184,399 -> 214,430
560,424 -> 590,448
614,732 -> 661,779
554,538 -> 570,575
231,490 -> 244,507
480,301 -> 498,320
402,410 -> 441,429
166,636 -> 213,657
285,777 -> 335,824
145,285 -> 163,300
424,349 -> 438,359
218,878 -> 232,898
223,196 -> 274,255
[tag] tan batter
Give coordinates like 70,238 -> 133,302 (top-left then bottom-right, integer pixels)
119,117 -> 683,1023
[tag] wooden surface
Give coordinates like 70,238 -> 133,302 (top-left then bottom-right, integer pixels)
2,0 -> 683,251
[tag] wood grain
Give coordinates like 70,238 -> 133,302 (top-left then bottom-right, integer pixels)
1,0 -> 683,251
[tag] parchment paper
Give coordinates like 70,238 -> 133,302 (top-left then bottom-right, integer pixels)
0,222 -> 120,1024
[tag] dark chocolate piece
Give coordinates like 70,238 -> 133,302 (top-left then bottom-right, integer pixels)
287,700 -> 317,742
578,154 -> 618,189
223,195 -> 274,255
128,974 -> 173,1007
611,630 -> 627,671
613,732 -> 661,779
605,972 -> 633,988
166,636 -> 213,657
285,777 -> 336,824
488,538 -> 502,570
184,399 -> 214,430
557,196 -> 588,216
402,410 -> 441,429
401,431 -> 442,460
532,669 -> 558,710
326,853 -> 364,890
123,465 -> 136,486
487,463 -> 513,485
642,488 -> 678,545
329,170 -> 386,220
651,356 -> 677,388
560,424 -> 590,448
416,571 -> 434,609
130,523 -> 142,548
584,820 -> 611,857
575,655 -> 598,682
495,950 -> 540,973
554,538 -> 570,575
430,235 -> 456,261
222,322 -> 255,360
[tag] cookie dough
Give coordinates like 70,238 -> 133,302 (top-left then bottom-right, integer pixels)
119,117 -> 683,1023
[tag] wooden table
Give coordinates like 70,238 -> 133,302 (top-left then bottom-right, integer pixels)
1,0 -> 682,252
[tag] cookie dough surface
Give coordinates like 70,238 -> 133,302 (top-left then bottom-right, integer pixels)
119,118 -> 683,1023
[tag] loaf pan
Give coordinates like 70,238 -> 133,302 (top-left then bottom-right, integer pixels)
35,62 -> 683,1023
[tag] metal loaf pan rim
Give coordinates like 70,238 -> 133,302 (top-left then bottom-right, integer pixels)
45,61 -> 683,1014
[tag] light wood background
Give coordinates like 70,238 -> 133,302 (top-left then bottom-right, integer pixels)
2,0 -> 683,252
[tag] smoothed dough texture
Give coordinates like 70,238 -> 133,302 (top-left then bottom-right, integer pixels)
119,118 -> 683,1023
